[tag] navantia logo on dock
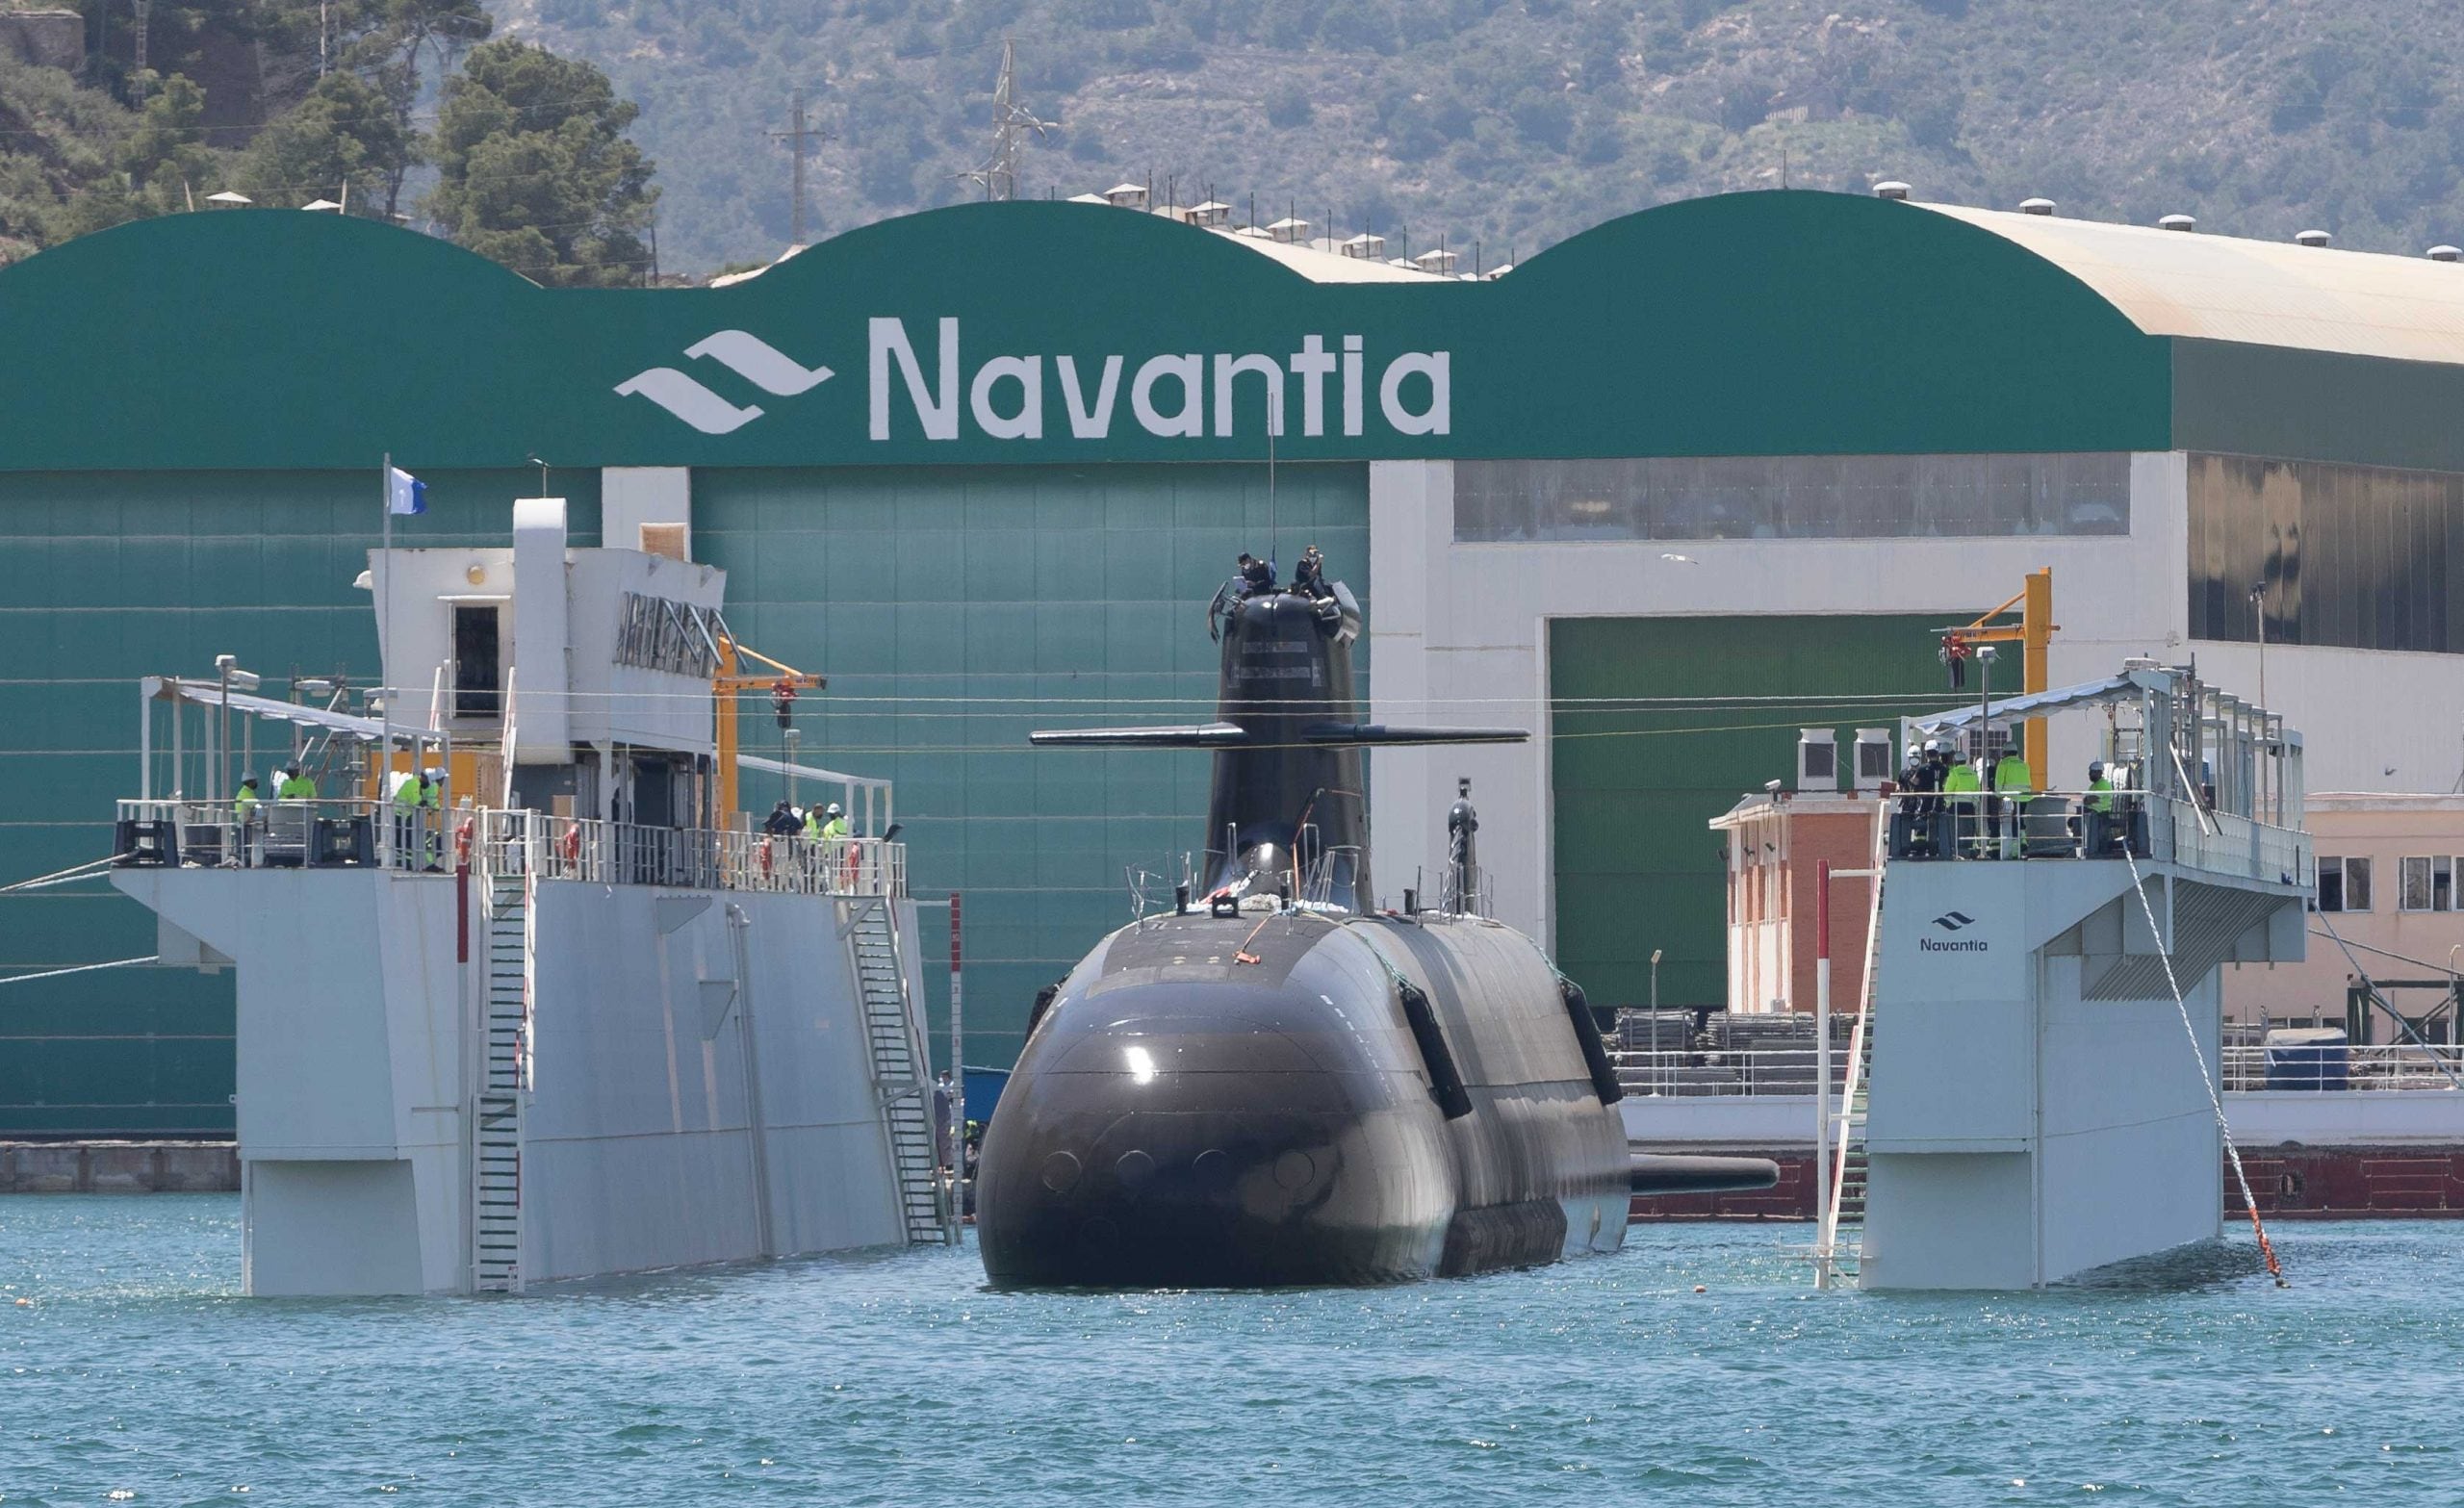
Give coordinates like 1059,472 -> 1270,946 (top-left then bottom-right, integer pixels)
1921,910 -> 1989,953
614,318 -> 1452,442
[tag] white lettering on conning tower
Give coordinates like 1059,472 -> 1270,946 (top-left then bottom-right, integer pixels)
861,318 -> 1450,443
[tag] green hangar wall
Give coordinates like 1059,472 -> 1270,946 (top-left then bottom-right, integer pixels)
0,471 -> 603,1133
694,462 -> 1369,1061
1549,614 -> 1958,1013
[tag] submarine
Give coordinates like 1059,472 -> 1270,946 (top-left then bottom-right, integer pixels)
974,551 -> 1777,1287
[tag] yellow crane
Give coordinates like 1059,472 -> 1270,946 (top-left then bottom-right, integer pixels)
713,637 -> 824,824
1935,568 -> 2056,779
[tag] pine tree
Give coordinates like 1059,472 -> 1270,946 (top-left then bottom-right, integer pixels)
424,38 -> 659,287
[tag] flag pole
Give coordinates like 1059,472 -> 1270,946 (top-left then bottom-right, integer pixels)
381,451 -> 394,853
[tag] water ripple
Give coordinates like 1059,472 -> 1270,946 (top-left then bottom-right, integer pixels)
3,1199 -> 2459,1505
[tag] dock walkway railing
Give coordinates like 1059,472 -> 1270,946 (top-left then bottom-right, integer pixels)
113,799 -> 905,900
1886,786 -> 2312,888
1608,1042 -> 2461,1097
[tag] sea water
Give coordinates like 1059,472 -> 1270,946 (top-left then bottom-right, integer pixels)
3,1197 -> 2458,1506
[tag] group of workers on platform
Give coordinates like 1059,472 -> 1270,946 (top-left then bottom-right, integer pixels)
1892,735 -> 2143,861
219,762 -> 334,867
219,757 -> 451,869
761,797 -> 859,884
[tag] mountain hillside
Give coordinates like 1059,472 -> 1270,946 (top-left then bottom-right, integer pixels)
505,0 -> 2464,276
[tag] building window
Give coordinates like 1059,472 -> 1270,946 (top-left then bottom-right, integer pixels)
1454,452 -> 2133,544
2400,856 -> 2457,912
2188,453 -> 2464,656
2316,856 -> 2373,912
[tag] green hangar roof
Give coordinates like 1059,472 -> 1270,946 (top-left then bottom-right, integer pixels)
2,190 -> 2459,474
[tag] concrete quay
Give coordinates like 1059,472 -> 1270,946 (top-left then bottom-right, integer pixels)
0,1141 -> 239,1193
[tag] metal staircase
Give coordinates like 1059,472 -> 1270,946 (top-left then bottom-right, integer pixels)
474,863 -> 533,1292
1816,805 -> 1888,1288
846,900 -> 946,1244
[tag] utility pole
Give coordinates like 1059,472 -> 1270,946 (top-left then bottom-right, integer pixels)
768,89 -> 830,247
132,0 -> 151,90
964,38 -> 1052,201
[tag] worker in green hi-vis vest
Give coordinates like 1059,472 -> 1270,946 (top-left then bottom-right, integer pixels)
2083,759 -> 2117,856
1991,745 -> 2034,859
1941,753 -> 1983,858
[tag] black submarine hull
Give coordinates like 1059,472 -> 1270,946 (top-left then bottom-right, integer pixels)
976,908 -> 1631,1287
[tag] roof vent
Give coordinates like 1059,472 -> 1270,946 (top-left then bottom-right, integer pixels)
1265,216 -> 1309,244
1339,232 -> 1387,260
1104,181 -> 1148,211
2018,196 -> 2055,216
2430,245 -> 2462,263
1873,180 -> 1911,201
2158,213 -> 2196,232
2294,229 -> 2332,248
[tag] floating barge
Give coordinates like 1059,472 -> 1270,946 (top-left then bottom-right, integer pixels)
106,498 -> 946,1294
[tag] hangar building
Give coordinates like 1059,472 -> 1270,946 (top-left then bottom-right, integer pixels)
6,188 -> 2462,1134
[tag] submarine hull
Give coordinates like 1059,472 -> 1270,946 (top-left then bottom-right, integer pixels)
976,911 -> 1630,1287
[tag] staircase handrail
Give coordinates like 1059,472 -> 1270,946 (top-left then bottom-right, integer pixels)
1817,797 -> 1889,1279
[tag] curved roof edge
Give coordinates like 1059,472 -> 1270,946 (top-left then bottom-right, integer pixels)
1921,200 -> 2464,367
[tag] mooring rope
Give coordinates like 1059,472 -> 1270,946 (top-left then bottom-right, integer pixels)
0,856 -> 117,893
2120,848 -> 2288,1288
0,956 -> 158,986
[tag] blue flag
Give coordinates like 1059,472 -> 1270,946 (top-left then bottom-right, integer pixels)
386,465 -> 427,516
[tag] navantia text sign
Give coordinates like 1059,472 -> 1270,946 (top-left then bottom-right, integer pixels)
0,193 -> 2170,472
613,319 -> 1450,444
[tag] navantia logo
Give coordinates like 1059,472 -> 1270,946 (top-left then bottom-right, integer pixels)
615,330 -> 834,435
615,317 -> 1451,443
1920,910 -> 1989,954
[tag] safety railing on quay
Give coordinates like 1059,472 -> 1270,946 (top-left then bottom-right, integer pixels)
116,799 -> 906,899
1609,1046 -> 1855,1099
2220,1043 -> 2464,1094
1608,1040 -> 2460,1098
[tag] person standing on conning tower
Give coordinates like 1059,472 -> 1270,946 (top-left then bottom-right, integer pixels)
1293,546 -> 1328,600
1447,778 -> 1479,912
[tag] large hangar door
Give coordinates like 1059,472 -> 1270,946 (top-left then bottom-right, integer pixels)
693,462 -> 1371,1069
1548,613 -> 1952,1014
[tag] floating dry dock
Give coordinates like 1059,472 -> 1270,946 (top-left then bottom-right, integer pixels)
109,499 -> 946,1294
1814,664 -> 2311,1289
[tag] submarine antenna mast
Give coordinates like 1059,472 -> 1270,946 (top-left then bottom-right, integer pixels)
1267,423 -> 1278,569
